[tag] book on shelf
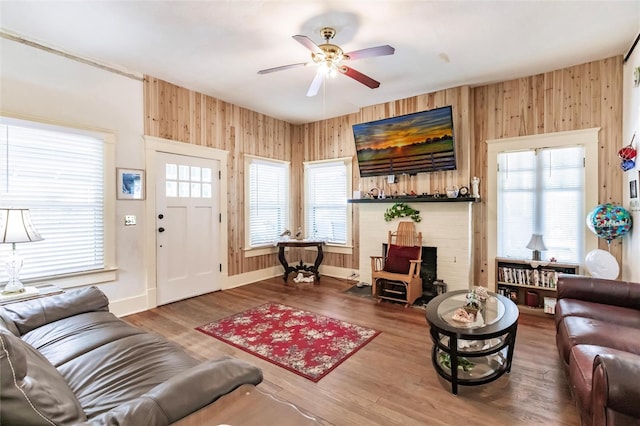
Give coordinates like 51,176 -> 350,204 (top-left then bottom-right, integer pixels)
498,266 -> 558,289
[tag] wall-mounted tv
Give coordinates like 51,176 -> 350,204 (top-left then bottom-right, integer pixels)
352,105 -> 456,177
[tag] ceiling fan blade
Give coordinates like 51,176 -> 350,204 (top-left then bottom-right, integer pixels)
257,63 -> 307,74
293,35 -> 324,55
340,66 -> 380,89
345,45 -> 395,60
306,72 -> 324,97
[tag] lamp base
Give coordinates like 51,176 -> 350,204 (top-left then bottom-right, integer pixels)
2,280 -> 26,295
4,244 -> 25,295
531,250 -> 541,261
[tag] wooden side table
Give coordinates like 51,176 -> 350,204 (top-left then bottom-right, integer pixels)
174,384 -> 320,425
276,240 -> 324,282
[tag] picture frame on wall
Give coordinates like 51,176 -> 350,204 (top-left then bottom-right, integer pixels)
117,168 -> 145,200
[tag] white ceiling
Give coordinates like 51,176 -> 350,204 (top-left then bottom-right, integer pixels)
1,1 -> 639,124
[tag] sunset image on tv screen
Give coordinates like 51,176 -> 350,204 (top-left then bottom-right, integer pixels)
352,106 -> 455,177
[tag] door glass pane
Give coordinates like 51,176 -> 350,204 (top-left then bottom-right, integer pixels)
202,168 -> 212,183
166,181 -> 178,198
179,182 -> 190,197
166,164 -> 178,180
190,183 -> 201,198
179,165 -> 189,181
202,183 -> 212,198
190,166 -> 201,182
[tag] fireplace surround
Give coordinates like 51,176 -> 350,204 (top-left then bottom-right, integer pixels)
357,202 -> 474,293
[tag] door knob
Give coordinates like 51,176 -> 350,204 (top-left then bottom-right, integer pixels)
158,227 -> 165,233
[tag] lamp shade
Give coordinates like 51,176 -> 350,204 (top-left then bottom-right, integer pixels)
0,209 -> 44,244
526,234 -> 547,252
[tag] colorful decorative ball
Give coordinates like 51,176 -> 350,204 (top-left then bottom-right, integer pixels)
585,249 -> 619,279
618,144 -> 637,161
586,203 -> 633,243
621,158 -> 636,171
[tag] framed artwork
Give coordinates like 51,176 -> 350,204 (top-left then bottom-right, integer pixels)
631,178 -> 638,199
117,168 -> 145,200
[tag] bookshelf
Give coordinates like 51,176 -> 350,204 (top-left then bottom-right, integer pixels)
495,257 -> 579,316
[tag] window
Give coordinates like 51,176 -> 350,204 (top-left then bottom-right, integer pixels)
304,158 -> 351,245
245,156 -> 289,248
497,146 -> 585,263
0,118 -> 114,285
165,163 -> 213,199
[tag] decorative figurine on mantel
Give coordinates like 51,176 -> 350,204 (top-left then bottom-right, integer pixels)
471,176 -> 480,198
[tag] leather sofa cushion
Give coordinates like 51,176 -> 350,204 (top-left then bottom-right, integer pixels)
0,328 -> 86,425
22,311 -> 146,367
557,275 -> 640,310
80,357 -> 263,426
0,286 -> 108,336
59,332 -> 200,419
569,344 -> 631,421
555,299 -> 640,330
557,316 -> 640,366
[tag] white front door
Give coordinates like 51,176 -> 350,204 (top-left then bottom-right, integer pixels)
156,152 -> 221,305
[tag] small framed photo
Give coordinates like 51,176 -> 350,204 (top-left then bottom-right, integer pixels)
117,168 -> 145,200
631,179 -> 638,199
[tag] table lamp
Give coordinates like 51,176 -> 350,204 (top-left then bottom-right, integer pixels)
0,209 -> 44,294
526,233 -> 547,261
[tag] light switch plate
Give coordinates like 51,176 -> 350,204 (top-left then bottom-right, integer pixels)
124,215 -> 136,226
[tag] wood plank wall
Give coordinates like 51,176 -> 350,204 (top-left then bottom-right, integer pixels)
295,86 -> 473,271
143,55 -> 623,283
472,56 -> 623,286
144,78 -> 294,276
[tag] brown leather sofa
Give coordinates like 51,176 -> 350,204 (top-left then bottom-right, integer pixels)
555,275 -> 640,426
0,286 -> 315,425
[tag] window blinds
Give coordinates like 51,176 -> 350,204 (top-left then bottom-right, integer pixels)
0,123 -> 105,282
305,161 -> 347,244
497,146 -> 584,263
248,158 -> 289,247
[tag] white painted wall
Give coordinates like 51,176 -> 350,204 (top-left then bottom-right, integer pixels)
622,41 -> 640,283
357,202 -> 473,293
0,38 -> 147,314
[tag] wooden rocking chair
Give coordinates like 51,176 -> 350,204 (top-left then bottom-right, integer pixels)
370,221 -> 423,307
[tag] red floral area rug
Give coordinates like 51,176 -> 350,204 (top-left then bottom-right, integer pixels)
196,302 -> 380,382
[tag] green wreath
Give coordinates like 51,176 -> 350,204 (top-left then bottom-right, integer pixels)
383,203 -> 421,222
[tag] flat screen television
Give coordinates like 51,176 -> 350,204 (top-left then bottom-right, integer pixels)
352,105 -> 456,177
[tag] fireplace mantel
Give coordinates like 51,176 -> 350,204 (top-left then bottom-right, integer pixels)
356,202 -> 473,294
349,197 -> 479,204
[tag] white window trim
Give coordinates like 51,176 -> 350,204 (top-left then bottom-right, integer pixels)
486,128 -> 599,289
0,113 -> 117,288
303,157 -> 353,255
243,154 -> 290,256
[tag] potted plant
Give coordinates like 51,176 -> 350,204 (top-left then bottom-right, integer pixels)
464,289 -> 481,317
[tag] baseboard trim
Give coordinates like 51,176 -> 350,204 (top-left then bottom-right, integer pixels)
109,293 -> 149,317
111,265 -> 360,317
223,267 -> 282,289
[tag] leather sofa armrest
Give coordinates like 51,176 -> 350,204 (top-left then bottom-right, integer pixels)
591,353 -> 640,425
80,357 -> 263,426
0,287 -> 109,335
556,275 -> 640,310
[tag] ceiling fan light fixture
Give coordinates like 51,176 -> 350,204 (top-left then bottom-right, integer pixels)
258,26 -> 394,95
321,61 -> 338,78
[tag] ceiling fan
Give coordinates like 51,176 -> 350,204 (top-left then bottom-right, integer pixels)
257,27 -> 395,97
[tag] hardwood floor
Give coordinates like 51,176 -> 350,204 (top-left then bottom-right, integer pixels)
124,277 -> 580,426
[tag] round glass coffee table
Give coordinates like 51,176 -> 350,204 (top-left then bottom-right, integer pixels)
425,290 -> 519,394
